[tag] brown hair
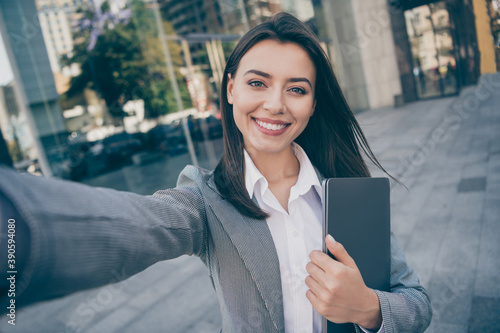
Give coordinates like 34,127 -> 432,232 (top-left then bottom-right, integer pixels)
214,12 -> 391,219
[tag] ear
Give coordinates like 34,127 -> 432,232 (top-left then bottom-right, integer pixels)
227,73 -> 234,105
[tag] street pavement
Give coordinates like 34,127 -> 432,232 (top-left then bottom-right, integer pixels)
0,73 -> 498,332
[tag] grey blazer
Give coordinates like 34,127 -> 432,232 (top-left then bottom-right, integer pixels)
0,165 -> 431,332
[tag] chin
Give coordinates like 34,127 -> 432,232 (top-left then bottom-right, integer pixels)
248,141 -> 291,154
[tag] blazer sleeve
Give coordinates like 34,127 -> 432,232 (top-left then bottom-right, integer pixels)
371,233 -> 432,333
0,165 -> 208,311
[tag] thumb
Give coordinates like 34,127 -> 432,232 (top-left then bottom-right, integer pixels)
326,234 -> 357,269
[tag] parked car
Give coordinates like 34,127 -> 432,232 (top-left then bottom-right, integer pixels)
204,115 -> 223,139
193,115 -> 223,141
101,132 -> 143,163
146,124 -> 177,148
146,123 -> 187,155
65,140 -> 108,180
130,132 -> 148,148
158,139 -> 188,156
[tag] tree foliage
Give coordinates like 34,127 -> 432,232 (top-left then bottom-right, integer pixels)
63,0 -> 191,120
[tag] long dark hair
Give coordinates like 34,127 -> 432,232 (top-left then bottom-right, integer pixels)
214,12 -> 390,219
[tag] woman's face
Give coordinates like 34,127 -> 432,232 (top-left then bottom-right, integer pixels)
227,40 -> 316,156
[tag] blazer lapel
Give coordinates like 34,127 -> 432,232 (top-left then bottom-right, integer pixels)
206,177 -> 285,332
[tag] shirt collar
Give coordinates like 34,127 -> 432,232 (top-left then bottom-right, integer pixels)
244,143 -> 322,200
244,149 -> 268,199
290,143 -> 322,200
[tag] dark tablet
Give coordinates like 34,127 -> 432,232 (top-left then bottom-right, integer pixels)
322,177 -> 391,333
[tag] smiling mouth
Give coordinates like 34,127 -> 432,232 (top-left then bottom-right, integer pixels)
253,118 -> 290,131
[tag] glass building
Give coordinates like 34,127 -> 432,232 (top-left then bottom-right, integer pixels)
0,0 -> 496,193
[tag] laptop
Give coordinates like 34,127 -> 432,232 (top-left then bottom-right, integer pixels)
322,177 -> 391,333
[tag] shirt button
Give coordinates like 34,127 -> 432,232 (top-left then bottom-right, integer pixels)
293,230 -> 299,237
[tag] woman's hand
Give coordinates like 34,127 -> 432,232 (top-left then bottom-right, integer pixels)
305,235 -> 382,330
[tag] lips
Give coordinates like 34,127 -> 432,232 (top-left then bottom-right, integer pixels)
253,117 -> 290,129
252,117 -> 291,136
255,119 -> 287,130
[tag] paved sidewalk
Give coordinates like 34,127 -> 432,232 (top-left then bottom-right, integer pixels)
0,73 -> 498,332
360,73 -> 500,332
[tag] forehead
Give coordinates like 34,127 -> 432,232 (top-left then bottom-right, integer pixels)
237,40 -> 316,82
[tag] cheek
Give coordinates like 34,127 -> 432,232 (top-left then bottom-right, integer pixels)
296,117 -> 311,135
231,102 -> 252,135
292,100 -> 315,122
232,109 -> 245,133
234,90 -> 260,110
232,92 -> 260,122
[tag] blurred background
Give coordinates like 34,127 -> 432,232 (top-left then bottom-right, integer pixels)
0,0 -> 497,190
0,0 -> 499,332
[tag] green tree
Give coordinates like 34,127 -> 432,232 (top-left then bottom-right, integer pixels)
130,0 -> 192,116
63,0 -> 191,122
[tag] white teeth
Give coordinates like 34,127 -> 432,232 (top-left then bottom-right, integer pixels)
255,119 -> 287,131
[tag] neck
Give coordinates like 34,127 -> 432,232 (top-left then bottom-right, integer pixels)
246,144 -> 299,183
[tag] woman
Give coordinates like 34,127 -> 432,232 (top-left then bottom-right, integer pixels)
0,13 -> 431,333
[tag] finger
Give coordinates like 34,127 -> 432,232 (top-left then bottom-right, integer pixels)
305,274 -> 325,296
305,261 -> 326,278
325,235 -> 357,269
309,250 -> 343,270
306,288 -> 334,319
306,289 -> 319,307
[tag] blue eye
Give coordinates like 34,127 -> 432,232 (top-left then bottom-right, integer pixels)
249,81 -> 264,88
290,87 -> 306,95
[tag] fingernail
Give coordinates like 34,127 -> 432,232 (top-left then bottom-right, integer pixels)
328,234 -> 336,245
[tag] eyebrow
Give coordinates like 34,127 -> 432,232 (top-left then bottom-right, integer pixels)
243,69 -> 313,88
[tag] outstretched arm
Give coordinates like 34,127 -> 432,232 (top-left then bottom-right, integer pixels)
0,166 -> 208,312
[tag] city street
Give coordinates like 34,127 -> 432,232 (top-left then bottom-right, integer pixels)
0,73 -> 498,332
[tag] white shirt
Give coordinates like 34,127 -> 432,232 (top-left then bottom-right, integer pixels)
244,143 -> 384,333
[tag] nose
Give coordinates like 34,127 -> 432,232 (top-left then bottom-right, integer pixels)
263,88 -> 285,114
